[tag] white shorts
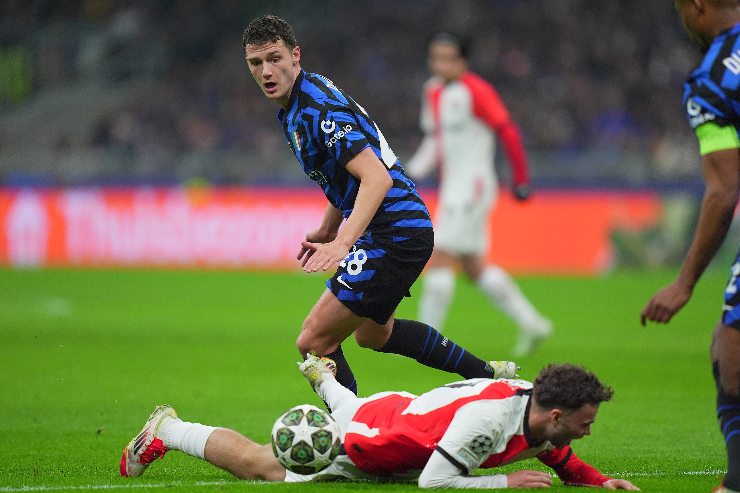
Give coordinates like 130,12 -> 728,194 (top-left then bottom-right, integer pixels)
434,198 -> 494,255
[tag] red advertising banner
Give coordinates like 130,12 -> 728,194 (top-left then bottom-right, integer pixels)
0,187 -> 661,274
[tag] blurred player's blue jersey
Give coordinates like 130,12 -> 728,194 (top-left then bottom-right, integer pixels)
278,70 -> 432,237
682,23 -> 740,328
682,23 -> 740,136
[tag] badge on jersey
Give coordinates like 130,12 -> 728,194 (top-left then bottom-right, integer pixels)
290,130 -> 303,152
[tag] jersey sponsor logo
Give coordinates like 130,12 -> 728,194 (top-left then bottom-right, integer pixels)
321,120 -> 336,134
308,170 -> 328,186
723,50 -> 740,75
686,97 -> 716,128
325,124 -> 354,148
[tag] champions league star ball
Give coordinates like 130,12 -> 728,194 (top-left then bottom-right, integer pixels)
271,404 -> 341,475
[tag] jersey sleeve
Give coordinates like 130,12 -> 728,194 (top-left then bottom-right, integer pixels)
463,75 -> 530,186
318,108 -> 372,167
537,445 -> 611,487
684,74 -> 736,132
435,400 -> 511,474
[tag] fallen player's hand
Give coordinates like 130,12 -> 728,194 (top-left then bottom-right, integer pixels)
513,183 -> 532,201
602,478 -> 640,490
506,470 -> 552,488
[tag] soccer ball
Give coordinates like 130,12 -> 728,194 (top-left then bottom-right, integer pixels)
270,404 -> 341,475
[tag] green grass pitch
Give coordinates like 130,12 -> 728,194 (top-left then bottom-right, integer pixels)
0,268 -> 727,492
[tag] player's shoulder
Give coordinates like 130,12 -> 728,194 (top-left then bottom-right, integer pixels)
688,24 -> 740,86
300,72 -> 352,112
459,71 -> 497,94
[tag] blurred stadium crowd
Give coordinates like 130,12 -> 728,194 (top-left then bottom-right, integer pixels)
0,0 -> 703,188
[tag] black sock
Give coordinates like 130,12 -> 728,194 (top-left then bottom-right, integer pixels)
376,319 -> 493,379
324,345 -> 357,395
715,361 -> 740,490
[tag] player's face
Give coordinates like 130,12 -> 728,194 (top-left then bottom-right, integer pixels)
544,403 -> 598,448
245,40 -> 301,107
674,0 -> 712,51
428,41 -> 467,83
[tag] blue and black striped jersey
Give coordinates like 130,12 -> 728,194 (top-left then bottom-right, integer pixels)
278,70 -> 432,237
683,23 -> 740,133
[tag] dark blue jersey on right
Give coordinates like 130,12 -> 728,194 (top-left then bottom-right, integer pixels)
682,23 -> 740,134
278,70 -> 432,239
682,23 -> 740,329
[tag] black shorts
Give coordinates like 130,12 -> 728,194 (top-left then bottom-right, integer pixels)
722,248 -> 740,330
325,229 -> 434,325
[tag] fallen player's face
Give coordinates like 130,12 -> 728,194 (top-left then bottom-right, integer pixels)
547,403 -> 598,448
245,40 -> 300,105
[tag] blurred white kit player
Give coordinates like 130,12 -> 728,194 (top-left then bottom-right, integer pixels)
407,32 -> 551,356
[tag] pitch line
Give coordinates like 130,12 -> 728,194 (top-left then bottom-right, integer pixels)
0,471 -> 724,492
0,481 -> 246,492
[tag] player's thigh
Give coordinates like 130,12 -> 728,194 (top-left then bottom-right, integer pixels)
712,323 -> 740,396
434,202 -> 490,255
298,289 -> 364,355
426,248 -> 459,269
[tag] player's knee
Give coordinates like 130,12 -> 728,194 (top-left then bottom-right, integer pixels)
296,317 -> 335,356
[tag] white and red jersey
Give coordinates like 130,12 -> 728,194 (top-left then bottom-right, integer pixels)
406,72 -> 529,207
342,379 -> 610,487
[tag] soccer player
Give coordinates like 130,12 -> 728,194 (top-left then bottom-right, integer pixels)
406,32 -> 551,357
120,356 -> 639,490
241,14 -> 518,396
640,1 -> 740,492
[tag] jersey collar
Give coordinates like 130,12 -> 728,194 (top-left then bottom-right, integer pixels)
277,69 -> 306,123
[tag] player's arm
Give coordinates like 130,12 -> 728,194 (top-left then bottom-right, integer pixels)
467,77 -> 531,200
641,123 -> 740,325
538,446 -> 639,490
406,135 -> 437,180
406,87 -> 438,180
301,147 -> 391,273
418,451 -> 550,489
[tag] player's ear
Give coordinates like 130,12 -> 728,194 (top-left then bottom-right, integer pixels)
292,45 -> 301,66
550,408 -> 562,424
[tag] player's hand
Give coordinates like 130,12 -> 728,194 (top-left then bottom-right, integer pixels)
602,479 -> 640,490
506,470 -> 552,488
640,280 -> 692,326
513,183 -> 532,201
300,239 -> 349,273
297,230 -> 337,266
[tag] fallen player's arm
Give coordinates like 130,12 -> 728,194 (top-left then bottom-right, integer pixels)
418,450 -> 551,489
539,446 -> 639,490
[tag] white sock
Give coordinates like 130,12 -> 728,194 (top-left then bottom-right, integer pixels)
418,268 -> 456,332
477,265 -> 543,331
318,377 -> 357,412
158,417 -> 218,459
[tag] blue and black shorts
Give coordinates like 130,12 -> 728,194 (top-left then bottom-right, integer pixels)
722,248 -> 740,330
326,228 -> 433,325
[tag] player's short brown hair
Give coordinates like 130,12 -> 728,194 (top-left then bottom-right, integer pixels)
533,363 -> 613,411
242,15 -> 297,50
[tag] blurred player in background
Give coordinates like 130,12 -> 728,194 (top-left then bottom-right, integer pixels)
241,15 -> 517,397
121,357 -> 639,490
640,1 -> 740,491
407,32 -> 551,357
